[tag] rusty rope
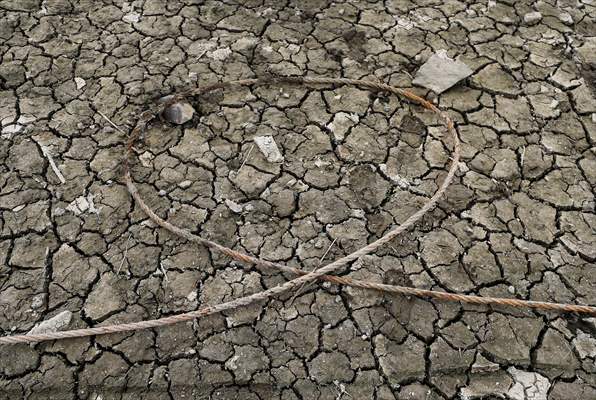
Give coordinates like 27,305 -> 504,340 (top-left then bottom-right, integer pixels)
1,76 -> 594,346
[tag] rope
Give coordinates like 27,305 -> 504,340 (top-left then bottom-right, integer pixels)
1,76 -> 594,346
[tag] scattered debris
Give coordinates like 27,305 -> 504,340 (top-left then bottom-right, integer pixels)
163,102 -> 195,125
524,11 -> 542,25
254,136 -> 284,163
412,51 -> 473,94
40,145 -> 66,184
74,77 -> 86,90
28,311 -> 72,336
66,193 -> 99,215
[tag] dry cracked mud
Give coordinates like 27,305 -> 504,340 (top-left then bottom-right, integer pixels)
1,0 -> 595,399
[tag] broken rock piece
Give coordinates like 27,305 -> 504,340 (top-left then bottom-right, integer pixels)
163,102 -> 195,125
412,52 -> 473,94
254,135 -> 284,163
524,11 -> 542,25
28,311 -> 72,335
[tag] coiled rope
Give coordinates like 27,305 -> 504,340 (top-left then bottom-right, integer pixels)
1,76 -> 594,346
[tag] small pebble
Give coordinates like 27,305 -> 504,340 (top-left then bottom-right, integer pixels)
524,11 -> 542,25
178,180 -> 192,189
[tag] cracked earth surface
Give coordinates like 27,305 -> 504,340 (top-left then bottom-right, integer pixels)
1,0 -> 596,399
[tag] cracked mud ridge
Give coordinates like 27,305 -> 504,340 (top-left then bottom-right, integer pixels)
1,0 -> 595,399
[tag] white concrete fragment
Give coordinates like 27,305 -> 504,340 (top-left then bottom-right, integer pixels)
28,311 -> 72,335
74,77 -> 86,90
412,52 -> 473,94
254,135 -> 284,163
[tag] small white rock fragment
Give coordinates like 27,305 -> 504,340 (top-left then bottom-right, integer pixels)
225,199 -> 243,213
208,47 -> 232,61
74,77 -> 86,90
524,11 -> 542,25
379,164 -> 410,189
186,291 -> 197,302
163,102 -> 195,125
123,12 -> 140,23
139,151 -> 154,167
178,180 -> 192,189
2,124 -> 23,134
28,311 -> 72,335
66,193 -> 99,215
30,294 -> 44,310
412,52 -> 473,94
254,135 -> 284,163
558,12 -> 573,25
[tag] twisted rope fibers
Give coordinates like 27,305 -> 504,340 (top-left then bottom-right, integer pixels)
2,76 -> 594,346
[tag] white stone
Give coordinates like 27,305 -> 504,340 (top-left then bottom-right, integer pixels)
254,135 -> 284,163
558,12 -> 573,25
524,11 -> 542,25
412,52 -> 473,94
225,199 -> 243,213
138,151 -> 154,167
178,180 -> 192,189
123,12 -> 140,23
74,77 -> 86,90
2,124 -> 23,134
28,311 -> 72,335
122,12 -> 139,23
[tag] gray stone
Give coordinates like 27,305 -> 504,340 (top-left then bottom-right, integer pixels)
163,102 -> 195,125
413,52 -> 473,94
